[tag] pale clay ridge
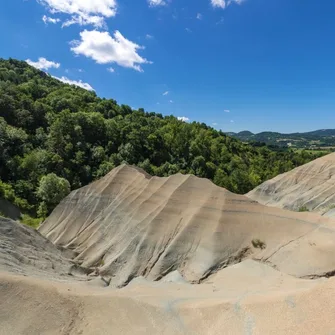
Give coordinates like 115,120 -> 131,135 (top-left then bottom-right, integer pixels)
39,164 -> 335,286
2,166 -> 335,334
247,152 -> 335,215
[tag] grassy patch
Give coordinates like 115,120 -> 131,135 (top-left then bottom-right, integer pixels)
20,214 -> 43,229
298,206 -> 309,212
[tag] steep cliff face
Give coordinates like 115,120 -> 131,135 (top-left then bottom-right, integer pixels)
39,165 -> 335,286
247,153 -> 335,214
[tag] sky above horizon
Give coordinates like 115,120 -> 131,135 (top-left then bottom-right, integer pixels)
1,0 -> 335,133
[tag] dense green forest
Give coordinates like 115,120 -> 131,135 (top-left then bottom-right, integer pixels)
0,58 -> 327,220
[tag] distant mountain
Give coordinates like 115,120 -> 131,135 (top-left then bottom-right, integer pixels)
228,129 -> 335,149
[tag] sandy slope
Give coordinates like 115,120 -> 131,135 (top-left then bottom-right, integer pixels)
0,217 -> 74,280
247,152 -> 335,215
0,217 -> 97,284
1,260 -> 335,335
39,165 -> 335,286
2,161 -> 335,334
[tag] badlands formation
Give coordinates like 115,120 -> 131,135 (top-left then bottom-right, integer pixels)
1,163 -> 335,334
248,152 -> 335,216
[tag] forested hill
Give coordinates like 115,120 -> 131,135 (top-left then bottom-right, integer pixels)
0,58 -> 326,219
228,130 -> 335,149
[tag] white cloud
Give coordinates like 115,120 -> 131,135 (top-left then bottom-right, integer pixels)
145,34 -> 154,40
53,75 -> 94,91
148,0 -> 166,7
37,0 -> 117,28
169,100 -> 174,103
196,13 -> 203,20
224,109 -> 230,113
62,15 -> 106,28
212,122 -> 218,126
211,0 -> 244,9
107,67 -> 115,73
42,15 -> 60,24
71,30 -> 151,72
163,91 -> 169,96
177,117 -> 190,122
185,28 -> 192,33
211,0 -> 227,9
26,57 -> 60,70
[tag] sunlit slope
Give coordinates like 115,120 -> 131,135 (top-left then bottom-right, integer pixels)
247,152 -> 335,215
39,165 -> 335,286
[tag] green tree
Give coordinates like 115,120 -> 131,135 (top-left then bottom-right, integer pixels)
36,173 -> 70,213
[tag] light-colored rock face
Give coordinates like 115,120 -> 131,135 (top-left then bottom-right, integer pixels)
39,164 -> 335,286
247,152 -> 335,214
0,218 -> 74,280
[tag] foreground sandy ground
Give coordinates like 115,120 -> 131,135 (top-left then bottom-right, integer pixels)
1,259 -> 335,335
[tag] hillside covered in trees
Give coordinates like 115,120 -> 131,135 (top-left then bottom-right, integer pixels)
0,58 -> 327,219
227,130 -> 335,149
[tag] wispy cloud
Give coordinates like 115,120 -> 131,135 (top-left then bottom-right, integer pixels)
211,0 -> 227,9
185,28 -> 192,33
169,100 -> 174,103
26,57 -> 60,70
163,91 -> 169,96
211,0 -> 244,9
224,109 -> 230,113
230,120 -> 234,123
148,0 -> 166,7
145,34 -> 154,40
42,15 -> 60,24
107,67 -> 115,73
52,75 -> 94,91
196,13 -> 203,20
178,116 -> 190,122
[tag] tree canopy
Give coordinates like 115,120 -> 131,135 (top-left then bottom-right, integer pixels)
0,58 -> 327,218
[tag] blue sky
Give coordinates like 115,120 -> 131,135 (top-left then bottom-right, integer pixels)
1,0 -> 335,133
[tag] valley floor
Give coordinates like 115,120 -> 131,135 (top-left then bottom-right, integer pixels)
1,259 -> 335,335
